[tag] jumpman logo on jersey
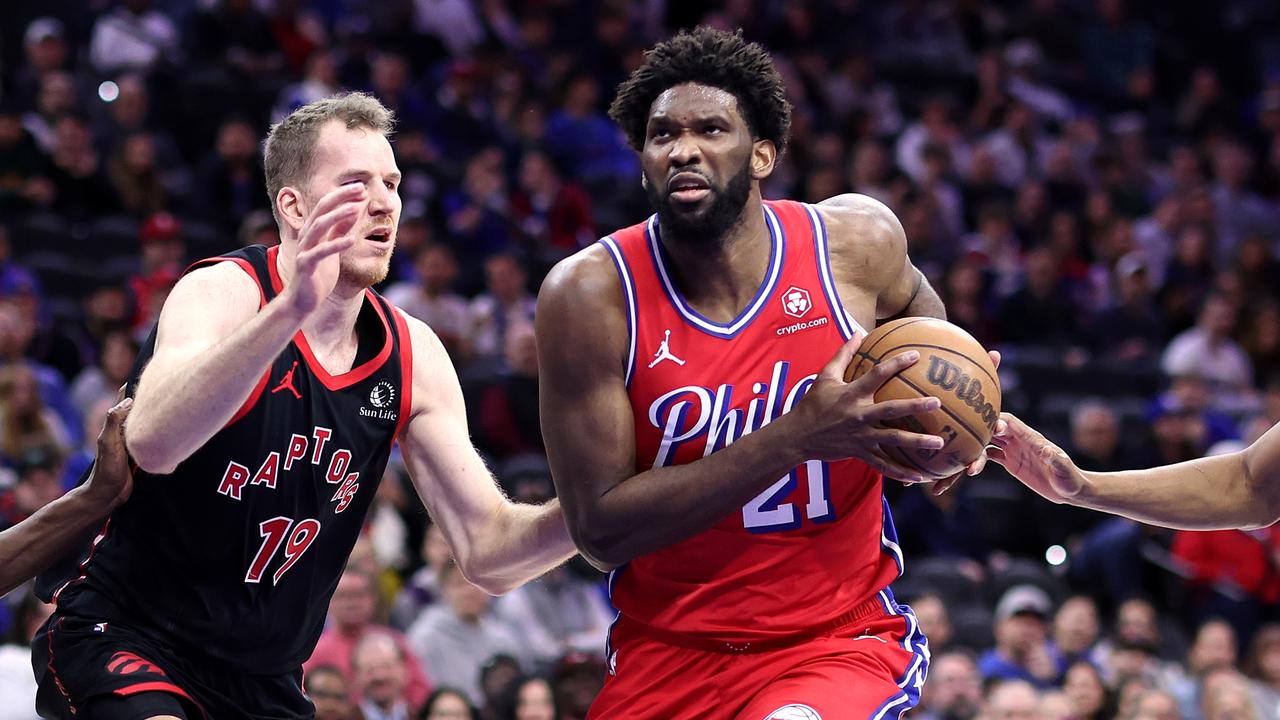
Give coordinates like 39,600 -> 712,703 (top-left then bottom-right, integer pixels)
648,329 -> 686,369
271,361 -> 302,399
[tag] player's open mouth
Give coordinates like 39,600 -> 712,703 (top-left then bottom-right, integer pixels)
668,173 -> 711,202
364,227 -> 392,245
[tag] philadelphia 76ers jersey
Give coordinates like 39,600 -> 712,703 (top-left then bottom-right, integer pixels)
600,199 -> 906,643
39,244 -> 412,675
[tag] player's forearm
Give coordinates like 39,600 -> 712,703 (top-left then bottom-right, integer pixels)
571,418 -> 808,568
1075,452 -> 1272,530
128,297 -> 308,473
466,501 -> 576,594
0,486 -> 107,595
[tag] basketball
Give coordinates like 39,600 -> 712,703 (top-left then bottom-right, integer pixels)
843,317 -> 1001,479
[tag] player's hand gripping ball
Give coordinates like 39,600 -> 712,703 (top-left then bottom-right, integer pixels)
844,318 -> 1001,479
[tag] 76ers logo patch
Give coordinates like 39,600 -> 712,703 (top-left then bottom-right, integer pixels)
782,286 -> 812,318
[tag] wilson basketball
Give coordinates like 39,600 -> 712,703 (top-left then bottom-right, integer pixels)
843,317 -> 1001,479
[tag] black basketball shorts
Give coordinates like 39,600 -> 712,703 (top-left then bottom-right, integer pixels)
32,611 -> 314,719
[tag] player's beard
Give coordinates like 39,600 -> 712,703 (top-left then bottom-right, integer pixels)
646,156 -> 753,248
337,240 -> 394,288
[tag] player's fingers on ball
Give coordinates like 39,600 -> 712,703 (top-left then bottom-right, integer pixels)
985,446 -> 1007,464
988,349 -> 1001,370
866,396 -> 941,422
966,450 -> 988,476
875,427 -> 944,450
853,351 -> 920,393
821,331 -> 864,380
993,416 -> 1009,437
867,451 -> 924,484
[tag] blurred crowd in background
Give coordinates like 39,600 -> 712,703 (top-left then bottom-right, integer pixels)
0,0 -> 1279,718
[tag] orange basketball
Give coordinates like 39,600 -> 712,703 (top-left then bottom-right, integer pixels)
843,317 -> 1001,479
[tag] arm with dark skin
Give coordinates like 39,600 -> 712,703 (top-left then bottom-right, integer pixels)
537,244 -> 945,570
817,193 -> 946,323
819,193 -> 995,491
0,398 -> 133,596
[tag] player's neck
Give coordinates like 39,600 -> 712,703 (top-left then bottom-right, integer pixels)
660,196 -> 771,322
274,240 -> 365,352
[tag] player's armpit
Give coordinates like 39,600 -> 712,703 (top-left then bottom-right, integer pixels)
396,312 -> 575,593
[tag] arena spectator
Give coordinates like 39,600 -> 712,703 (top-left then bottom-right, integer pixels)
1243,624 -> 1280,718
1049,596 -> 1102,675
419,687 -> 480,720
88,0 -> 181,77
1063,660 -> 1114,719
983,679 -> 1041,720
917,650 -> 983,720
979,585 -> 1058,688
495,675 -> 557,720
308,568 -> 432,710
384,244 -> 470,360
306,664 -> 359,720
466,254 -> 535,365
1162,293 -> 1255,406
406,560 -> 525,705
1130,689 -> 1181,720
0,589 -> 53,719
193,117 -> 269,231
389,522 -> 452,632
353,632 -> 418,720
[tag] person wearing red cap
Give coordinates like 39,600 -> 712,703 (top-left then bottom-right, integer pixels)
126,212 -> 184,336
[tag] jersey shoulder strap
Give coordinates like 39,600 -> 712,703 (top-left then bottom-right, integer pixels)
183,244 -> 277,305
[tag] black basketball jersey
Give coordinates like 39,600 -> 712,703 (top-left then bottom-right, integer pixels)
41,245 -> 413,674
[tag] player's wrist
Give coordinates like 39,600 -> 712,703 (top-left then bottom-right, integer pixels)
274,286 -> 315,323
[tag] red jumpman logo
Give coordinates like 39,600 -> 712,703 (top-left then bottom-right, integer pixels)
271,361 -> 302,399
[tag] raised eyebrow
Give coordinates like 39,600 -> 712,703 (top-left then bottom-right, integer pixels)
385,171 -> 402,183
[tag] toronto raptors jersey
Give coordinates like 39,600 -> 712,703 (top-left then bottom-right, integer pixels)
600,199 -> 905,642
39,245 -> 412,674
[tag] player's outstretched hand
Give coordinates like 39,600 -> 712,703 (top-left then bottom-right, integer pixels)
986,412 -> 1086,504
85,396 -> 134,510
283,182 -> 366,315
788,333 -> 944,483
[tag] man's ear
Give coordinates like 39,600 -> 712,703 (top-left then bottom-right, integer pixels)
751,140 -> 777,180
277,187 -> 306,232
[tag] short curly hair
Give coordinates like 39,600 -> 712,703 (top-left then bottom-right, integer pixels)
608,27 -> 791,157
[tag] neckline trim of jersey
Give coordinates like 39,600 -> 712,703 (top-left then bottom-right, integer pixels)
645,204 -> 785,339
265,244 -> 395,390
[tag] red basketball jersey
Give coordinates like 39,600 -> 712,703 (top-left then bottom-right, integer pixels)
600,199 -> 906,643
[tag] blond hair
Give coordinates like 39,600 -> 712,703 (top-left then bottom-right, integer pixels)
262,92 -> 395,223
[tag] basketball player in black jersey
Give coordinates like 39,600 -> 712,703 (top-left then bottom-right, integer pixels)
33,93 -> 576,719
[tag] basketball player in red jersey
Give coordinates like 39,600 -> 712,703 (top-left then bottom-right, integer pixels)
537,29 -> 989,720
990,414 -> 1280,530
33,93 -> 574,719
